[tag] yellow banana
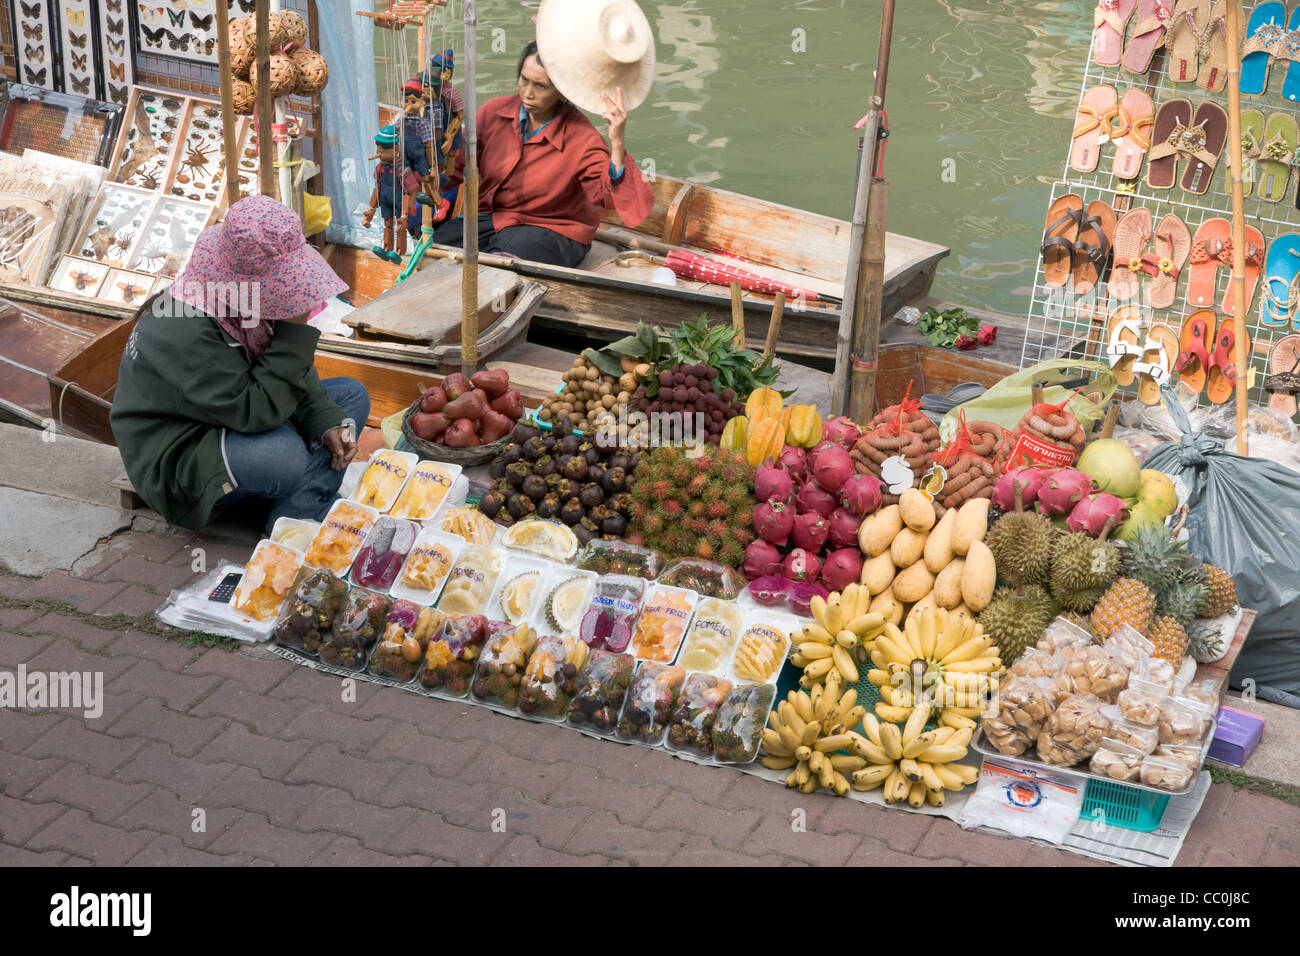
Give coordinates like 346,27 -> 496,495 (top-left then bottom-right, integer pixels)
867,668 -> 891,687
902,729 -> 940,759
930,762 -> 969,790
946,657 -> 1002,674
798,642 -> 834,660
899,757 -> 923,782
919,609 -> 938,659
799,776 -> 818,795
883,767 -> 905,803
916,744 -> 967,764
778,725 -> 802,753
814,733 -> 857,753
762,755 -> 796,770
847,612 -> 885,636
810,595 -> 828,630
818,754 -> 834,790
891,768 -> 913,803
839,705 -> 866,733
869,647 -> 887,669
852,763 -> 893,790
832,645 -> 859,683
860,712 -> 883,747
907,780 -> 927,808
830,754 -> 867,773
950,763 -> 979,785
785,769 -> 800,789
803,658 -> 834,681
940,712 -> 977,732
934,614 -> 968,660
879,721 -> 903,760
918,760 -> 944,794
794,745 -> 812,763
875,702 -> 911,723
808,750 -> 824,774
800,720 -> 822,748
942,633 -> 990,664
767,707 -> 784,731
762,728 -> 791,755
840,584 -> 861,619
903,614 -> 924,658
779,701 -> 805,735
801,622 -> 835,645
793,691 -> 814,723
790,654 -> 809,668
902,702 -> 930,746
835,629 -> 859,649
851,736 -> 892,765
824,601 -> 843,636
875,634 -> 913,666
830,769 -> 852,797
925,787 -> 945,807
945,727 -> 973,749
945,705 -> 985,719
794,760 -> 811,786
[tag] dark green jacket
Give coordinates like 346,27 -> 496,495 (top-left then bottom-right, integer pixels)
110,291 -> 345,529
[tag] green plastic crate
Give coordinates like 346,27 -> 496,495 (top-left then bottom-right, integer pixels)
1079,778 -> 1170,832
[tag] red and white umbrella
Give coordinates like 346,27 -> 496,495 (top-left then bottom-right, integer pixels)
663,249 -> 837,303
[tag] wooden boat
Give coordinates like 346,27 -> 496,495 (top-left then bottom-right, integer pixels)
324,172 -> 949,368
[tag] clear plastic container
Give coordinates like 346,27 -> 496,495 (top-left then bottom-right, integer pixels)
728,615 -> 794,685
1158,696 -> 1213,745
1089,737 -> 1144,782
438,505 -> 499,545
389,459 -> 463,521
272,567 -> 349,657
349,517 -> 420,591
666,672 -> 734,758
534,569 -> 596,638
437,545 -> 505,616
630,584 -> 698,663
1117,677 -> 1170,725
470,622 -> 539,709
391,529 -> 466,605
304,500 -> 379,574
658,558 -> 745,600
349,449 -> 418,512
367,602 -> 444,683
320,587 -> 391,670
575,538 -> 661,579
487,556 -> 554,627
418,613 -> 491,698
566,649 -> 636,735
501,518 -> 579,563
1140,754 -> 1196,792
517,633 -> 585,721
269,516 -> 319,553
712,682 -> 777,765
579,574 -> 646,652
1155,742 -> 1202,769
231,539 -> 303,623
678,599 -> 746,674
617,661 -> 687,745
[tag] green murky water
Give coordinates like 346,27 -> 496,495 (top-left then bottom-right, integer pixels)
378,0 -> 1089,316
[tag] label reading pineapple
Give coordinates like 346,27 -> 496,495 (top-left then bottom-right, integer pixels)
402,541 -> 455,592
732,623 -> 786,682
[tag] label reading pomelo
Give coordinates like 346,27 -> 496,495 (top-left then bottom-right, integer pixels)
1001,430 -> 1079,473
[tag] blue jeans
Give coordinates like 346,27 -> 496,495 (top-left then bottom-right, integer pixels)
217,378 -> 370,531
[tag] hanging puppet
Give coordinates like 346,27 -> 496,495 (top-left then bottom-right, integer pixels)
362,124 -> 420,260
431,49 -> 464,179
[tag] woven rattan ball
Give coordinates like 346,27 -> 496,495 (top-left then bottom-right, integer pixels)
278,10 -> 308,45
229,17 -> 254,77
290,48 -> 329,95
231,77 -> 255,115
249,52 -> 298,98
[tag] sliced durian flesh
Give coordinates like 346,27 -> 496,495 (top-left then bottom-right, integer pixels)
500,571 -> 540,624
547,576 -> 589,633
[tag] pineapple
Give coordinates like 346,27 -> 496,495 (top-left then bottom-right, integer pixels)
1090,577 -> 1156,639
1149,615 -> 1188,665
1121,523 -> 1192,596
1158,576 -> 1208,629
1187,618 -> 1228,663
1197,564 -> 1237,618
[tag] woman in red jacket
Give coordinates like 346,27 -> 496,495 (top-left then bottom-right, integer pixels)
434,41 -> 653,267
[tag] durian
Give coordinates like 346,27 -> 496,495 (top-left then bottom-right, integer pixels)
499,571 -> 540,624
984,507 -> 1055,587
976,584 -> 1056,665
546,576 -> 589,634
1049,532 -> 1120,613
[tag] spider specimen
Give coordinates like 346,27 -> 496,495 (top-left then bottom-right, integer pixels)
108,228 -> 135,260
180,142 -> 213,180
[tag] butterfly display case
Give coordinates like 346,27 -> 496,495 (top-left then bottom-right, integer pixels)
0,82 -> 123,166
137,0 -> 220,63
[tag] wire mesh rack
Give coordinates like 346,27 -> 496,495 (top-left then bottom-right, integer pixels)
1021,0 -> 1300,412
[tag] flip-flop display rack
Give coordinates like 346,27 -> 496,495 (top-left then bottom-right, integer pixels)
1022,0 -> 1300,414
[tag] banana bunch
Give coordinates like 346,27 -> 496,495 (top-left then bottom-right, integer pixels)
759,669 -> 868,797
848,703 -> 980,807
864,606 -> 1004,725
790,584 -> 891,689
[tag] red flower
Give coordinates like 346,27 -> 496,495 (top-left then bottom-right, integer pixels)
977,324 -> 998,346
954,334 -> 977,351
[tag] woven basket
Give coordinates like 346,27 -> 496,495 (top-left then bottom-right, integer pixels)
278,9 -> 308,45
229,16 -> 254,77
290,48 -> 330,95
231,78 -> 255,116
401,400 -> 510,466
250,52 -> 298,97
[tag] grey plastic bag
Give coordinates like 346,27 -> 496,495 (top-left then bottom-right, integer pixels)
1144,388 -> 1300,705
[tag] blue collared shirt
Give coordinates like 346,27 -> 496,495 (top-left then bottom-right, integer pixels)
519,104 -> 623,182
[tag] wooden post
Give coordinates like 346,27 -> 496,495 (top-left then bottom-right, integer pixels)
216,0 -> 241,209
763,292 -> 785,360
459,0 -> 479,374
834,102 -> 881,416
729,281 -> 745,348
1225,1 -> 1249,456
254,0 -> 275,197
847,177 -> 888,423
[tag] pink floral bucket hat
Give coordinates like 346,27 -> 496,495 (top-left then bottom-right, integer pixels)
170,195 -> 347,322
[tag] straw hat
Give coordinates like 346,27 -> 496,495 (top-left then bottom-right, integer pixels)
536,0 -> 655,114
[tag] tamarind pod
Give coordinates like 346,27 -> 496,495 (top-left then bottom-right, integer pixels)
941,469 -> 976,494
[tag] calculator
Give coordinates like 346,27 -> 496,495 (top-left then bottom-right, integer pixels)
208,572 -> 242,604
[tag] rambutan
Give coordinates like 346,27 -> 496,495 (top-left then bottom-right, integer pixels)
630,500 -> 649,521
660,529 -> 684,555
649,479 -> 674,501
705,501 -> 728,520
690,501 -> 706,518
702,482 -> 725,503
625,532 -> 645,547
734,528 -> 754,547
719,541 -> 744,568
690,517 -> 710,536
694,455 -> 713,475
695,540 -> 716,561
688,474 -> 710,497
737,510 -> 755,529
659,445 -> 682,463
658,498 -> 684,520
644,513 -> 665,535
707,519 -> 728,539
722,465 -> 746,485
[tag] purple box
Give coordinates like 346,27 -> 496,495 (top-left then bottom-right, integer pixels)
1207,706 -> 1265,768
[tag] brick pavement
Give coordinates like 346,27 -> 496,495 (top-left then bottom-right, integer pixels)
1,526 -> 1298,867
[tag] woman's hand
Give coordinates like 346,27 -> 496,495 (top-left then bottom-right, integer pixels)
322,424 -> 358,470
600,87 -> 628,171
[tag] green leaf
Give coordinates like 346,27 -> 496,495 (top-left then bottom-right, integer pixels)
582,348 -> 624,377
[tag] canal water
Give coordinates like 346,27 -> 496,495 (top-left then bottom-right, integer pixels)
384,0 -> 1089,317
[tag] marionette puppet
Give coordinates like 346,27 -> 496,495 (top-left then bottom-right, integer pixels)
362,124 -> 421,260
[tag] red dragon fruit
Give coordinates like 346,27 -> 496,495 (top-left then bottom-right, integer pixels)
777,445 -> 808,483
811,444 -> 855,494
792,512 -> 830,552
795,480 -> 837,519
1066,493 -> 1129,538
992,467 -> 1051,512
1036,468 -> 1093,517
828,508 -> 862,550
747,575 -> 790,606
821,548 -> 864,592
781,548 -> 822,584
743,540 -> 783,580
839,473 -> 884,517
787,581 -> 829,617
822,416 -> 862,448
755,459 -> 796,504
754,500 -> 796,546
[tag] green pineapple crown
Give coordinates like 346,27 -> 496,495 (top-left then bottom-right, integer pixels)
1156,573 -> 1209,629
1121,522 -> 1194,597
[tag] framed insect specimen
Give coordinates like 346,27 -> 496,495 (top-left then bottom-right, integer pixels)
136,0 -> 220,64
73,182 -> 153,266
48,254 -> 110,295
16,0 -> 54,91
167,100 -> 248,204
99,267 -> 157,305
127,195 -> 213,277
58,0 -> 98,98
97,0 -> 135,105
108,87 -> 185,190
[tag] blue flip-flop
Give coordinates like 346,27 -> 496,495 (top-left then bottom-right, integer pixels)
1260,232 -> 1300,327
1242,1 -> 1286,96
1282,7 -> 1300,101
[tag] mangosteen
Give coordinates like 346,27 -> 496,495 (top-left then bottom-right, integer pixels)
553,478 -> 576,501
489,458 -> 507,480
505,462 -> 530,489
542,433 -> 557,453
612,492 -> 633,514
521,474 -> 548,501
574,524 -> 596,546
537,494 -> 562,519
609,454 -> 631,472
589,504 -> 614,525
561,455 -> 589,482
522,436 -> 548,460
506,493 -> 536,519
558,434 -> 582,456
602,514 -> 628,536
500,443 -> 525,465
579,483 -> 604,509
586,463 -> 606,488
479,491 -> 506,518
551,415 -> 573,437
510,423 -> 541,444
561,498 -> 585,526
580,515 -> 600,534
601,466 -> 626,494
533,455 -> 556,477
583,446 -> 602,465
545,472 -> 562,488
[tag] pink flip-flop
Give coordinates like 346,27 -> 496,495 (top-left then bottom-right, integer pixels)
1110,88 -> 1154,180
1124,0 -> 1175,75
1072,86 -> 1118,173
1222,227 -> 1265,317
1146,213 -> 1191,309
1095,0 -> 1140,67
1108,207 -> 1154,302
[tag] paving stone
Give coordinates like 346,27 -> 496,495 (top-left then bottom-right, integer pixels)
205,812 -> 335,865
23,637 -> 135,683
19,571 -> 128,614
0,608 -> 42,632
668,832 -> 788,866
0,629 -> 53,663
201,724 -> 312,779
127,834 -> 251,866
617,750 -> 738,805
105,698 -> 225,756
19,613 -> 124,650
741,812 -> 861,866
26,807 -> 154,866
309,836 -> 434,867
547,764 -> 669,826
202,766 -> 328,828
644,789 -> 762,847
116,743 -> 235,797
285,745 -> 404,804
26,721 -> 146,775
0,794 -> 67,844
0,708 -> 66,754
292,789 -> 418,851
278,706 -> 396,756
109,659 -> 222,711
1258,830 -> 1300,867
102,630 -> 198,672
118,533 -> 190,564
914,818 -> 1029,866
0,752 -> 61,798
564,810 -> 690,864
26,763 -> 153,824
365,722 -> 483,777
191,680 -> 303,735
0,844 -> 69,865
493,834 -> 608,866
1186,805 -> 1278,864
492,795 -> 591,851
94,552 -> 197,594
384,812 -> 502,865
94,586 -> 167,620
844,841 -> 967,866
186,647 -> 291,694
272,666 -> 367,707
457,742 -> 571,802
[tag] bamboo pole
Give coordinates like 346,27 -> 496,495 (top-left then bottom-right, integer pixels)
729,281 -> 745,348
216,0 -> 241,209
847,177 -> 888,423
254,0 -> 274,197
763,292 -> 786,360
460,0 -> 479,374
1225,1 -> 1249,456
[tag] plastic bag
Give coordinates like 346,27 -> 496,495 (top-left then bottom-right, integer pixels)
470,622 -> 537,708
958,758 -> 1085,845
941,358 -> 1116,443
566,650 -> 636,733
666,673 -> 733,757
1035,692 -> 1110,766
517,634 -> 583,720
322,587 -> 391,669
1143,386 -> 1300,702
273,568 -> 349,656
419,614 -> 490,697
617,662 -> 686,744
659,558 -> 744,599
368,603 -> 443,683
712,682 -> 777,764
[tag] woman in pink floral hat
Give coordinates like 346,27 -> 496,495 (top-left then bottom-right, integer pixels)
111,195 -> 370,531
